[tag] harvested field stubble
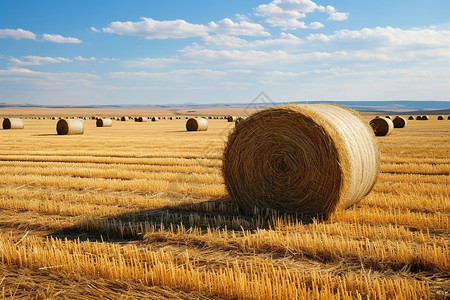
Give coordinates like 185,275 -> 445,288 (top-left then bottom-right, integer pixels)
0,114 -> 448,299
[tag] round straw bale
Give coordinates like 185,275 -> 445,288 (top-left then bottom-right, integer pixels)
448,116 -> 450,120
235,117 -> 244,125
416,116 -> 422,120
2,118 -> 24,129
135,117 -> 148,122
57,119 -> 84,135
421,115 -> 429,120
393,116 -> 407,128
186,117 -> 208,131
121,116 -> 129,121
151,117 -> 157,122
223,104 -> 379,219
227,116 -> 237,122
96,118 -> 112,127
408,116 -> 415,120
370,117 -> 394,136
437,115 -> 444,120
385,115 -> 392,119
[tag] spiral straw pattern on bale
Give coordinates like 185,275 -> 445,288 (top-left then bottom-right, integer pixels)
57,119 -> 84,135
393,116 -> 407,128
2,118 -> 24,130
222,104 -> 379,219
186,117 -> 208,131
370,117 -> 394,136
96,118 -> 113,127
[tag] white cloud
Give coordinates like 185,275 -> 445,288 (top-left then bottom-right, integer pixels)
208,18 -> 270,36
103,17 -> 209,39
42,33 -> 82,43
307,26 -> 450,47
74,56 -> 96,61
0,28 -> 36,40
124,57 -> 179,68
254,0 -> 337,29
9,56 -> 72,66
90,27 -> 100,32
325,6 -> 349,21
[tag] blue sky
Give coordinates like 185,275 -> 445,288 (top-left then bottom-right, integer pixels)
1,0 -> 450,105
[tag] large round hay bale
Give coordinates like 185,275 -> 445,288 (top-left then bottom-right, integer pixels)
416,116 -> 422,120
408,116 -> 415,120
227,116 -> 237,122
151,117 -> 158,122
186,117 -> 208,131
448,116 -> 450,120
393,116 -> 407,128
96,118 -> 112,127
437,115 -> 444,120
57,119 -> 84,135
421,115 -> 429,120
369,117 -> 394,136
2,118 -> 24,129
222,104 -> 379,219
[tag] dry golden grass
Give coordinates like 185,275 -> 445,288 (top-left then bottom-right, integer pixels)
0,116 -> 448,299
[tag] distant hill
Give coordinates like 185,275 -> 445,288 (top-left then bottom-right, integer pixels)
0,101 -> 448,114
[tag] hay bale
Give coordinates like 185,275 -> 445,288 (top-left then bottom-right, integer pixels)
385,116 -> 392,119
235,117 -> 244,125
96,118 -> 112,127
223,104 -> 379,219
421,115 -> 429,120
416,116 -> 422,120
135,117 -> 148,122
448,116 -> 450,120
227,116 -> 237,122
2,118 -> 24,129
393,116 -> 407,128
408,116 -> 415,120
437,115 -> 444,120
57,119 -> 84,135
370,117 -> 394,136
186,117 -> 208,131
151,117 -> 158,122
121,116 -> 129,121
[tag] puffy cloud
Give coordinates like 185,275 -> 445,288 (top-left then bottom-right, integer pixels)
9,56 -> 72,66
208,18 -> 270,36
42,33 -> 82,43
0,28 -> 36,40
325,6 -> 349,21
255,0 -> 340,29
102,17 -> 270,40
103,17 -> 209,39
90,27 -> 100,32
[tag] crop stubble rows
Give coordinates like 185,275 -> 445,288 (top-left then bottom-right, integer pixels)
0,118 -> 448,299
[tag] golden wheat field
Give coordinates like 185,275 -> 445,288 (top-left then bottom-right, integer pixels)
0,114 -> 448,299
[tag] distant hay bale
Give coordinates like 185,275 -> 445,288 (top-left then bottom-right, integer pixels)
151,117 -> 158,121
421,115 -> 429,120
186,117 -> 208,131
393,116 -> 407,128
370,117 -> 394,136
2,118 -> 24,129
57,119 -> 84,135
135,117 -> 148,122
223,104 -> 379,219
227,116 -> 237,122
416,116 -> 422,120
448,116 -> 450,120
121,116 -> 129,121
437,115 -> 444,120
408,116 -> 415,120
385,116 -> 392,119
96,118 -> 112,127
169,117 -> 173,120
235,117 -> 244,125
